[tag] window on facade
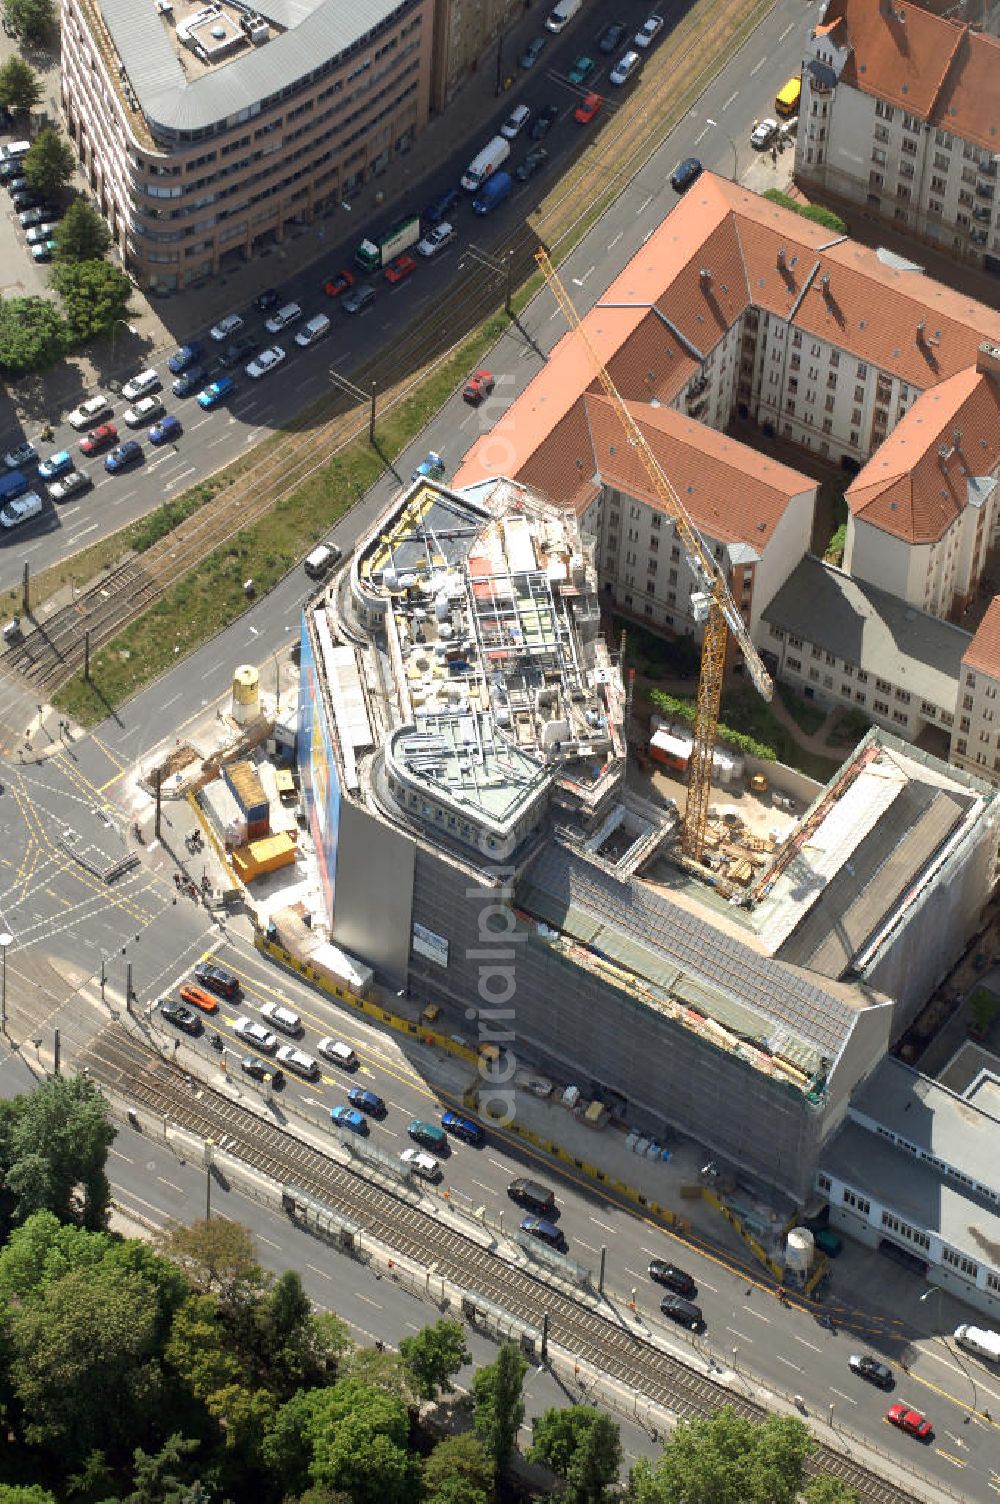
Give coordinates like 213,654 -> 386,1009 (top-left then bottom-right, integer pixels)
843,1189 -> 870,1215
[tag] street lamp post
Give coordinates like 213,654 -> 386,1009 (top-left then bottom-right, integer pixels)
706,118 -> 739,182
0,932 -> 12,1036
920,1285 -> 978,1414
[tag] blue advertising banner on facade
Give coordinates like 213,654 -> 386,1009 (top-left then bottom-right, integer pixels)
296,616 -> 341,924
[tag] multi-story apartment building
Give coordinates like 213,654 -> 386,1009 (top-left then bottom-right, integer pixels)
429,0 -> 522,112
952,595 -> 1000,779
60,0 -> 433,290
796,0 -> 1000,273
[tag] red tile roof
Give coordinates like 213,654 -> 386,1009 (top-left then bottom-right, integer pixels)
825,0 -> 1000,151
964,596 -> 1000,679
846,368 -> 1000,545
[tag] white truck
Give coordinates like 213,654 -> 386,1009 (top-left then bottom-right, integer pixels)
460,135 -> 510,193
954,1324 -> 1000,1362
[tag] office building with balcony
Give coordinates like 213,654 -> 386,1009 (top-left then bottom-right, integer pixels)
60,0 -> 434,290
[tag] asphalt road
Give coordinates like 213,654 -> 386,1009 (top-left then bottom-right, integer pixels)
0,0 -> 808,594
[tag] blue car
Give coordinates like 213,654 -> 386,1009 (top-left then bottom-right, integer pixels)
411,450 -> 445,481
104,440 -> 142,474
347,1086 -> 386,1117
422,187 -> 460,228
441,1109 -> 485,1146
149,415 -> 182,445
330,1105 -> 368,1135
37,449 -> 73,482
167,341 -> 205,375
172,365 -> 206,397
197,376 -> 235,410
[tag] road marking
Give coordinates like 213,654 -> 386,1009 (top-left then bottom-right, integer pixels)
726,1326 -> 753,1343
699,1278 -> 719,1293
793,1334 -> 822,1352
776,1354 -> 803,1372
160,692 -> 182,711
256,1233 -> 282,1249
356,1292 -> 383,1309
488,1157 -> 508,1172
571,265 -> 595,286
779,22 -> 793,39
624,1266 -> 646,1281
936,1449 -> 966,1468
207,434 -> 231,448
156,1175 -> 184,1193
592,1216 -> 615,1233
750,57 -> 766,75
743,1305 -> 771,1323
694,127 -> 709,145
829,1387 -> 857,1405
608,231 -> 623,249
68,523 -> 98,544
575,1239 -> 597,1253
943,1430 -> 968,1449
61,504 -> 81,518
470,1178 -> 493,1194
109,1146 -> 134,1164
636,195 -> 652,215
305,1262 -> 333,1280
723,91 -> 738,110
190,416 -> 213,429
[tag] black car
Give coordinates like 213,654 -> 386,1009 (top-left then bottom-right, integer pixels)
519,36 -> 547,69
659,1293 -> 704,1330
530,104 -> 560,140
515,146 -> 548,182
422,187 -> 460,227
670,156 -> 703,193
848,1354 -> 893,1389
240,1055 -> 285,1088
216,334 -> 256,369
598,21 -> 626,53
160,999 -> 202,1036
172,365 -> 207,397
11,189 -> 42,212
255,288 -> 280,314
648,1260 -> 697,1298
193,960 -> 240,999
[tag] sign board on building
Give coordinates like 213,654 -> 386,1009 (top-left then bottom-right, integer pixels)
412,922 -> 449,968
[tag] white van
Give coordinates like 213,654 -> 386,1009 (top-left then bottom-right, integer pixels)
317,1037 -> 358,1069
260,1000 -> 303,1036
545,0 -> 581,32
275,1044 -> 320,1081
265,301 -> 302,334
460,135 -> 510,192
0,141 -> 31,163
954,1324 -> 1000,1362
295,313 -> 330,348
304,542 -> 342,578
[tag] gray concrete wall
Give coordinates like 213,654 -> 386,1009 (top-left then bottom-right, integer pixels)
333,801 -> 416,989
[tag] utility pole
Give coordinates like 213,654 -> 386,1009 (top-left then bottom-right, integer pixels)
83,629 -> 91,681
0,932 -> 11,1036
53,1027 -> 60,1076
205,1140 -> 214,1220
598,1245 -> 606,1294
21,562 -> 29,615
369,381 -> 377,444
154,767 -> 162,842
125,961 -> 133,1015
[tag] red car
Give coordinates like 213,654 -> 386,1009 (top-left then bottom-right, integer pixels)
886,1403 -> 933,1441
463,370 -> 495,405
574,92 -> 604,125
384,253 -> 418,286
323,269 -> 354,297
79,423 -> 118,456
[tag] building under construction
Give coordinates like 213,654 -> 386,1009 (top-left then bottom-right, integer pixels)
297,474 -> 998,1200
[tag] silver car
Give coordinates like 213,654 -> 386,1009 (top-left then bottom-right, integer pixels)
233,1017 -> 277,1053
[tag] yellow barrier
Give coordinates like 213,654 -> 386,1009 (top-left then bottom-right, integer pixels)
702,1186 -> 783,1279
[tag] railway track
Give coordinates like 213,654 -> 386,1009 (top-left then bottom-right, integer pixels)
0,0 -> 773,699
82,1024 -> 927,1504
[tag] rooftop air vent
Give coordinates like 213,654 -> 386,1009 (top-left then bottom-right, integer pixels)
777,247 -> 787,267
699,267 -> 712,283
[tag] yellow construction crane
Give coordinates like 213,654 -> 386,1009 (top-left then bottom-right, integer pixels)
536,248 -> 773,861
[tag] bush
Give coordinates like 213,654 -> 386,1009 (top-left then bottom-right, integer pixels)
763,189 -> 848,234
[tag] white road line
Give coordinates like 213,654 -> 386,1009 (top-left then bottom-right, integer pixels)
793,1334 -> 822,1352
157,1175 -> 184,1193
694,127 -> 709,145
624,1266 -> 646,1280
255,1233 -> 282,1249
356,1292 -> 383,1309
190,416 -> 213,429
743,1305 -> 771,1323
698,1278 -> 719,1293
109,1147 -> 134,1163
726,1326 -> 753,1343
571,265 -> 595,286
575,1238 -> 597,1253
592,1216 -> 615,1233
488,1156 -> 508,1172
470,1178 -> 493,1194
776,1354 -> 803,1372
305,1262 -> 333,1280
636,195 -> 652,215
750,57 -> 766,75
779,22 -> 793,39
206,434 -> 231,448
68,523 -> 98,544
61,504 -> 81,518
723,91 -> 738,109
829,1387 -> 857,1405
171,466 -> 196,484
608,231 -> 623,249
160,692 -> 182,711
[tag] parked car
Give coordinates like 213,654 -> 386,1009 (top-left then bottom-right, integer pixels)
530,104 -> 560,139
197,377 -> 235,409
750,117 -> 780,150
104,440 -> 143,474
463,370 -> 495,404
422,188 -> 460,227
886,1404 -> 932,1440
634,14 -> 664,48
323,269 -> 354,297
400,1147 -> 441,1181
5,175 -> 28,196
598,21 -> 626,53
648,1260 -> 697,1297
79,423 -> 118,455
240,1056 -> 284,1087
507,1178 -> 556,1214
408,1119 -> 448,1152
416,222 -> 455,257
233,1017 -> 277,1052
160,999 -> 202,1036
574,93 -> 603,124
330,1105 -> 368,1135
670,156 -> 703,192
254,288 -> 280,313
500,104 -> 531,140
245,345 -> 286,379
37,450 -> 73,482
516,146 -> 548,182
48,468 -> 91,501
519,36 -> 547,68
149,415 -> 182,445
0,492 -> 43,529
25,221 -> 58,245
121,369 -> 161,401
342,284 -> 375,315
15,200 -> 47,222
849,1354 -> 893,1389
384,253 -> 418,285
167,341 -> 205,375
4,443 -> 37,470
294,313 -> 331,348
123,396 -> 164,428
216,336 -> 256,370
193,961 -> 240,998
411,450 -> 445,481
659,1293 -> 704,1329
441,1109 -> 485,1146
567,55 -> 594,85
30,238 -> 57,263
347,1087 -> 386,1116
171,365 -> 207,397
609,49 -> 641,85
210,313 -> 243,341
68,395 -> 112,430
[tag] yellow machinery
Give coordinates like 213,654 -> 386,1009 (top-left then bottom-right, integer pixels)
536,248 -> 773,860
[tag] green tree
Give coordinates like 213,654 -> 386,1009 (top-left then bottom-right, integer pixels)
626,1408 -> 816,1504
7,1263 -> 162,1463
259,1274 -> 349,1396
23,128 -> 75,199
425,1483 -> 488,1504
124,1435 -> 200,1504
0,1488 -> 60,1504
158,1217 -> 265,1308
339,1342 -> 408,1395
802,1478 -> 861,1504
0,54 -> 41,113
423,1435 -> 492,1500
313,1422 -> 420,1504
399,1318 -> 470,1400
2,0 -> 56,46
472,1342 -> 527,1478
52,197 -> 111,265
0,1075 -> 115,1228
50,258 -> 132,345
530,1406 -> 621,1504
0,293 -> 65,375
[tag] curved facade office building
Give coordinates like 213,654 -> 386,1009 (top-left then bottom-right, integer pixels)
60,0 -> 434,290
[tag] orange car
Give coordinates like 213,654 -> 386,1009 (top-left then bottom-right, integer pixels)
178,981 -> 219,1014
573,92 -> 604,125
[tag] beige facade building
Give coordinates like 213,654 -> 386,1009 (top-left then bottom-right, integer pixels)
429,0 -> 522,112
60,0 -> 434,291
952,596 -> 1000,780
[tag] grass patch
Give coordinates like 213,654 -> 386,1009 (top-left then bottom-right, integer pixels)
776,684 -> 828,736
720,685 -> 839,783
762,189 -> 848,234
52,319 -> 507,726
